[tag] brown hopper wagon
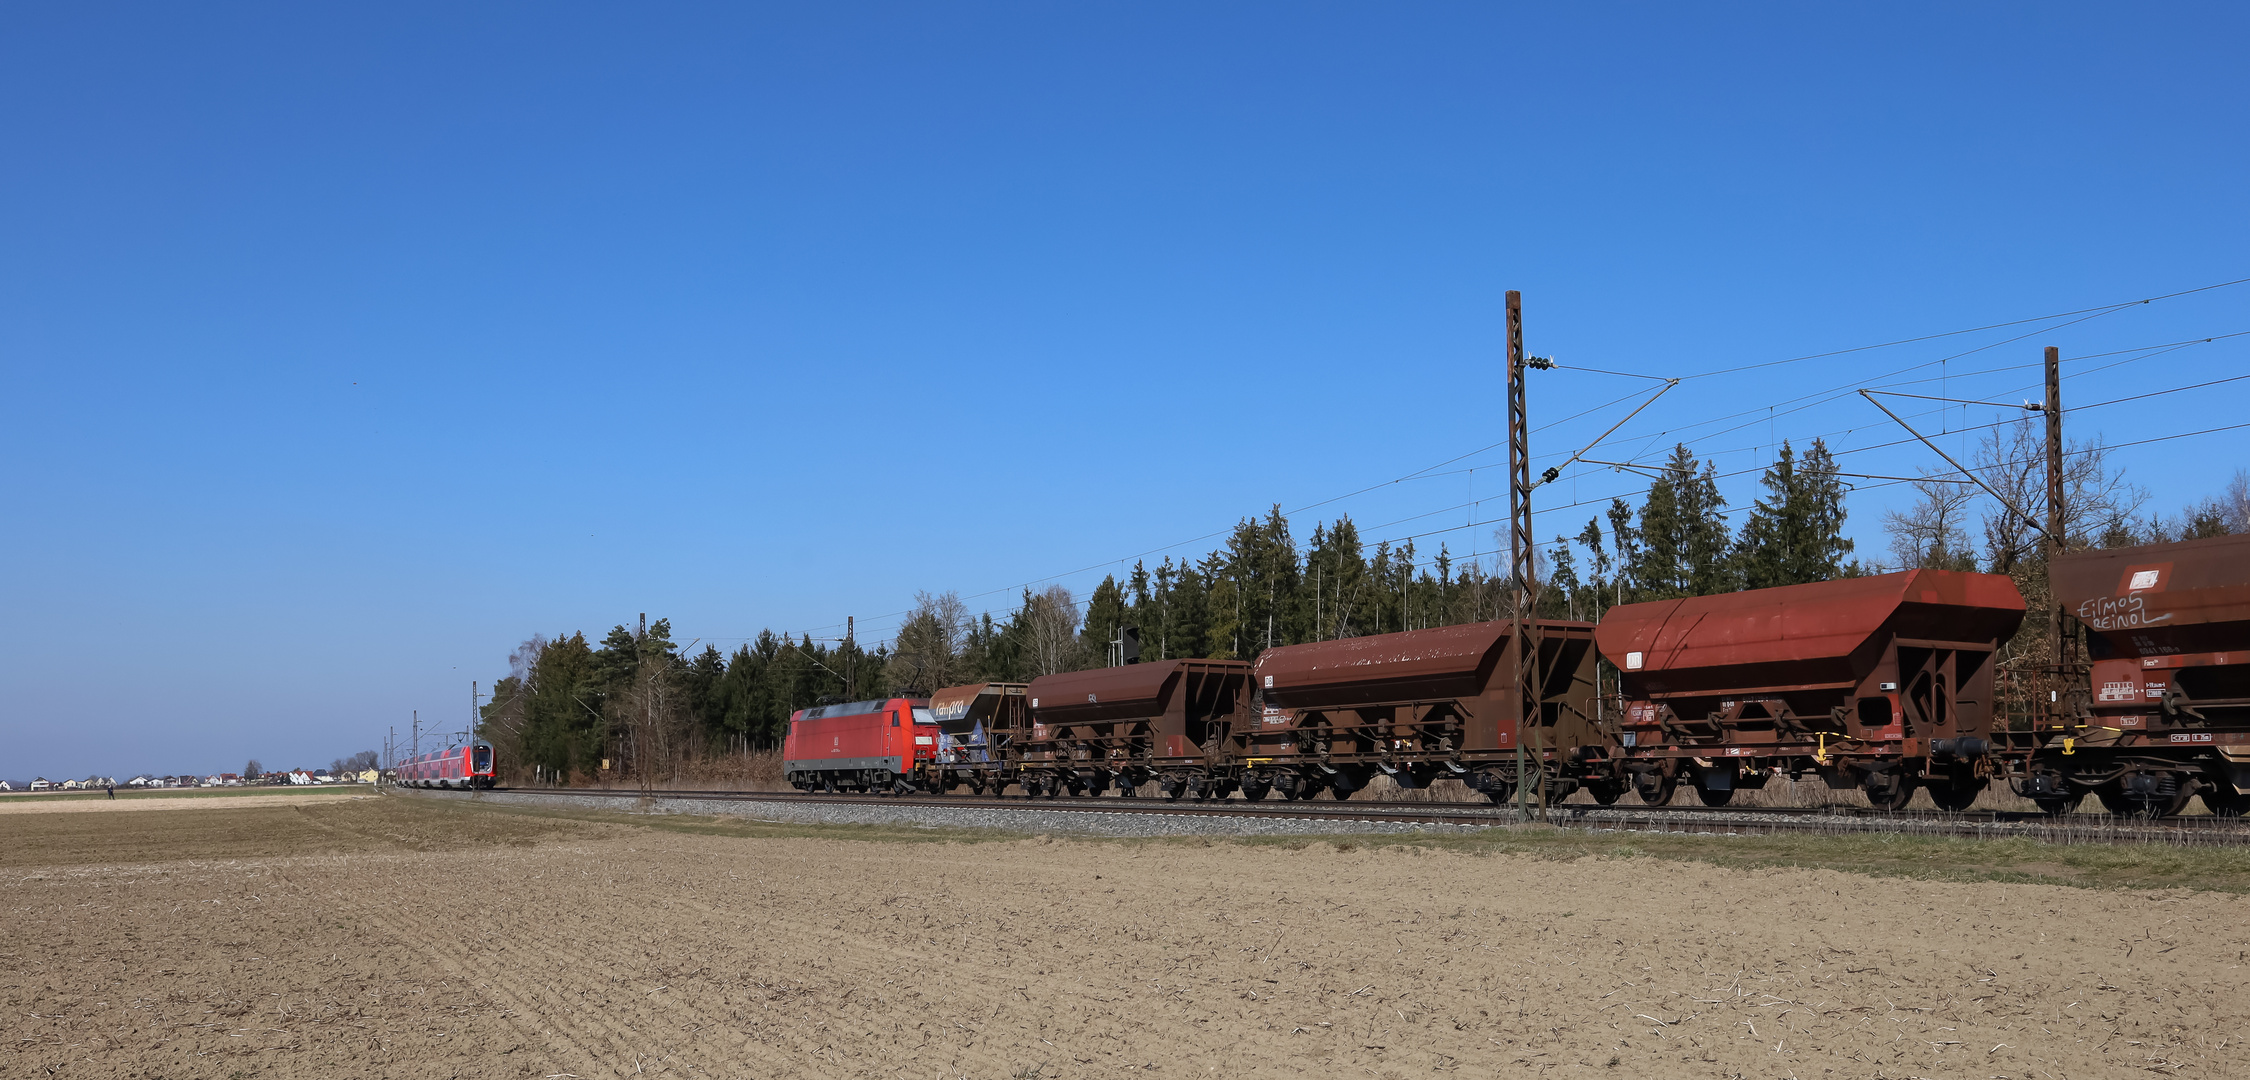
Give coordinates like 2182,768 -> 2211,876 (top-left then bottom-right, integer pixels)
1247,619 -> 1601,803
2030,531 -> 2250,815
919,681 -> 1029,795
1022,659 -> 1254,799
1595,569 -> 2026,810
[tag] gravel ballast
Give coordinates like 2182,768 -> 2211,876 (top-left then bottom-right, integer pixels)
410,787 -> 1517,838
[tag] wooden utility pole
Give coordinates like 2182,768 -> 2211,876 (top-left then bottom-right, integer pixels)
1507,290 -> 1545,822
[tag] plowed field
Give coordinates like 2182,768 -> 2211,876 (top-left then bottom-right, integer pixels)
6,794 -> 2246,1078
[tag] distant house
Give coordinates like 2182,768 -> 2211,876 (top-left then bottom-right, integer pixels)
60,778 -> 82,790
0,780 -> 12,791
219,773 -> 239,785
30,777 -> 51,792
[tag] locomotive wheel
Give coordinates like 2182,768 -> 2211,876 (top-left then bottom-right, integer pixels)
1862,774 -> 1918,812
2034,792 -> 2082,816
1694,786 -> 1735,807
1634,775 -> 1676,807
1926,778 -> 1986,812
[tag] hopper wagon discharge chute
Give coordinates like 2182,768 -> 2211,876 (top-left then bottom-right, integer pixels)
1595,569 -> 2026,810
2030,531 -> 2250,816
1247,619 -> 1601,804
1022,659 -> 1253,800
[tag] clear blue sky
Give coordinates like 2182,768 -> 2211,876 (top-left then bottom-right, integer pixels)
4,3 -> 2245,778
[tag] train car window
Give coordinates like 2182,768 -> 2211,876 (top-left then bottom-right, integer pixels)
891,711 -> 900,727
913,708 -> 935,726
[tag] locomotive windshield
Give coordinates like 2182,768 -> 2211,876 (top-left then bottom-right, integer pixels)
471,745 -> 492,771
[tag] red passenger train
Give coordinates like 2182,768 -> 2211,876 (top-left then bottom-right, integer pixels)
395,742 -> 497,789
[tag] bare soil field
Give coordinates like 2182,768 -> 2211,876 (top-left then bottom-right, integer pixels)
6,796 -> 2248,1078
0,791 -> 373,815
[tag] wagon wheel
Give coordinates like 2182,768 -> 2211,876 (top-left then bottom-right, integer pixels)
1862,773 -> 1918,812
1584,779 -> 1623,806
2202,786 -> 2249,817
2095,785 -> 2135,815
2033,792 -> 2082,816
1694,786 -> 1735,807
1925,777 -> 1985,813
1239,780 -> 1271,802
1634,774 -> 1676,807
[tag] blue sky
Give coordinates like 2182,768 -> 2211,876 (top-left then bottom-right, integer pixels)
3,3 -> 2245,778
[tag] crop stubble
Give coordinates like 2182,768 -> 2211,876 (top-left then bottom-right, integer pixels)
4,795 -> 2246,1078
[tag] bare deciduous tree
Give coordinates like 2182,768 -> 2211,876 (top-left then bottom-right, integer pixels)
1882,472 -> 1978,570
1972,417 -> 2147,569
887,590 -> 968,693
1025,584 -> 1083,676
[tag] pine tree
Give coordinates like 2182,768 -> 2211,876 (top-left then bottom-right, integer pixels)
1081,574 -> 1129,665
1627,444 -> 1735,599
1732,439 -> 1854,588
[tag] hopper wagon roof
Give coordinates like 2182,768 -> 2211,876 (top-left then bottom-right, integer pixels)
1253,620 -> 1592,709
1028,659 -> 1246,724
927,682 -> 1023,729
2051,532 -> 2250,656
1594,570 -> 2025,698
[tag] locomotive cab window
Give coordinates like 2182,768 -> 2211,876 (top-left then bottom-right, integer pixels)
892,711 -> 900,727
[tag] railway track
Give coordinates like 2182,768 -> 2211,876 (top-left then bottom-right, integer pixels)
434,785 -> 2250,845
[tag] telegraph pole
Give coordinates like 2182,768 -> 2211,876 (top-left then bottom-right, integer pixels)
2044,346 -> 2073,715
1507,290 -> 1546,823
846,615 -> 856,699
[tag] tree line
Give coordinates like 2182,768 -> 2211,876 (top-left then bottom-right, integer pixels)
477,429 -> 2248,784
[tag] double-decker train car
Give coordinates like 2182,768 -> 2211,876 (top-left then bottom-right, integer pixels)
395,742 -> 497,789
782,696 -> 937,793
1594,569 -> 2026,809
2024,531 -> 2250,816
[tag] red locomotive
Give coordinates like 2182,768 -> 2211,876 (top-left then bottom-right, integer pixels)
782,696 -> 937,793
395,742 -> 497,789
